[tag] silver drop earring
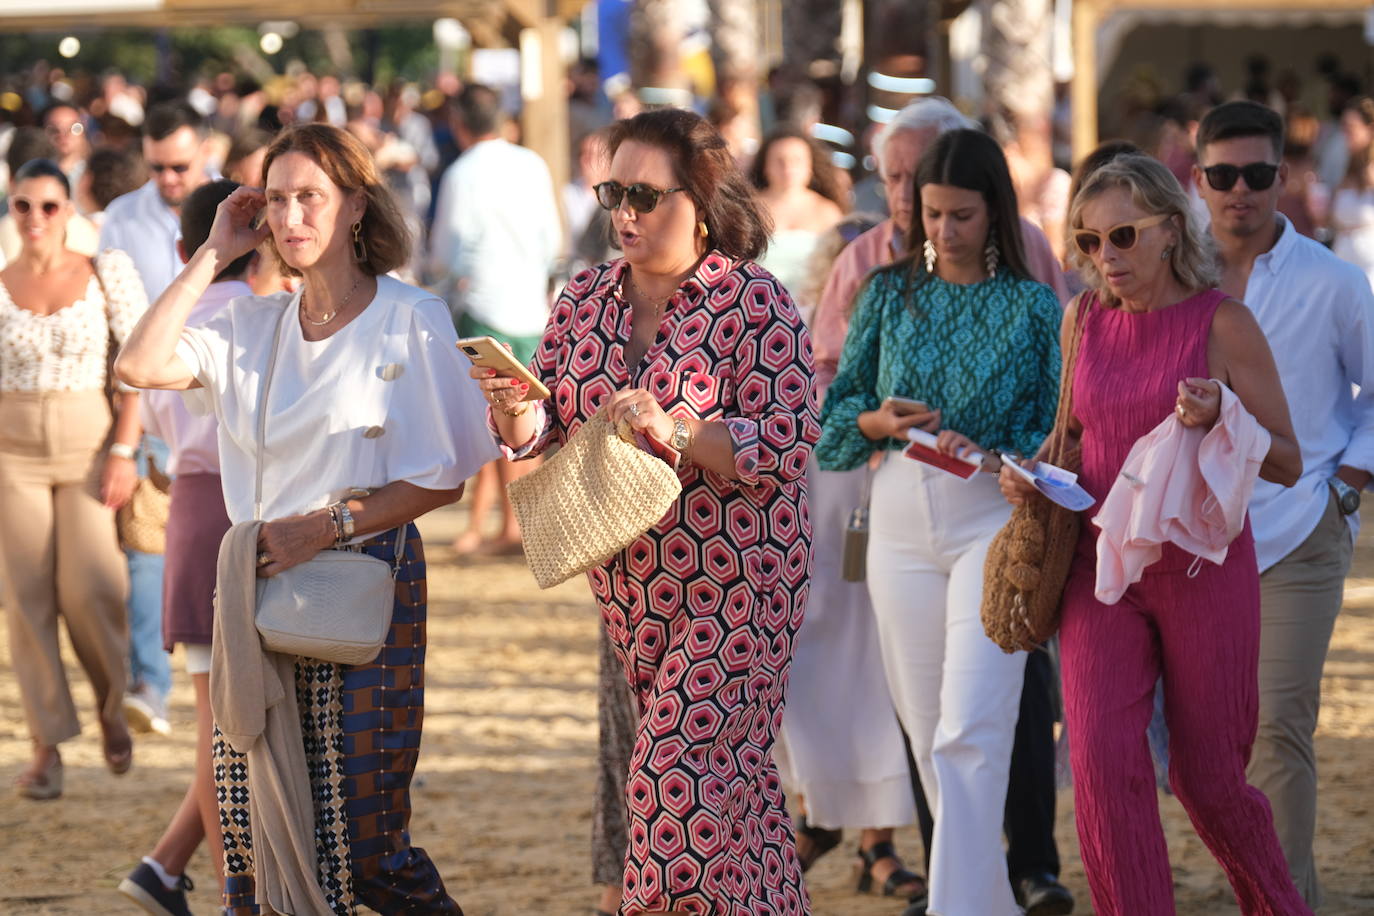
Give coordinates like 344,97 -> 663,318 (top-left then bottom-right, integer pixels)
923,238 -> 937,273
985,234 -> 1000,277
1160,245 -> 1174,261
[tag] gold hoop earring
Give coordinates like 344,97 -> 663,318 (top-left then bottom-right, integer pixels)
698,221 -> 709,238
351,221 -> 367,262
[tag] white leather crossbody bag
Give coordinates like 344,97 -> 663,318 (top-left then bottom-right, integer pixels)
252,305 -> 401,665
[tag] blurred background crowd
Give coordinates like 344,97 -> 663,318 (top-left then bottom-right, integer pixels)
1,1 -> 1372,288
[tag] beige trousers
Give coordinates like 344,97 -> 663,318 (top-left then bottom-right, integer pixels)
1248,490 -> 1353,908
0,390 -> 129,747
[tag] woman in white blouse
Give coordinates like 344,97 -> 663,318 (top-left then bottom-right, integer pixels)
116,124 -> 496,914
0,157 -> 146,799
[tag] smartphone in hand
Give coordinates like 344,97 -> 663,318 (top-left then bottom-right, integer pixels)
455,336 -> 551,401
884,395 -> 931,416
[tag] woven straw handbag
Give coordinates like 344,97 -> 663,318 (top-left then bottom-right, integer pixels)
981,293 -> 1090,653
508,412 -> 683,589
117,454 -> 172,555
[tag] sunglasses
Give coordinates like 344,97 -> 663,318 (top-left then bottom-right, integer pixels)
149,162 -> 192,175
44,122 -> 84,138
11,198 -> 63,217
594,181 -> 685,213
1202,162 -> 1279,192
1073,213 -> 1170,256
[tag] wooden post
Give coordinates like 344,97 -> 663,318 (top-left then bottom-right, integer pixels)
1071,0 -> 1099,164
520,11 -> 570,245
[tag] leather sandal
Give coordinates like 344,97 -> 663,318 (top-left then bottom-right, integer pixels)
102,724 -> 133,775
795,814 -> 843,873
855,841 -> 927,898
14,752 -> 63,800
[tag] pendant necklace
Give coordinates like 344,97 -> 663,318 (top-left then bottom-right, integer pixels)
301,274 -> 363,326
627,272 -> 673,316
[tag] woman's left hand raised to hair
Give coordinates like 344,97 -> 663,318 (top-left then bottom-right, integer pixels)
1175,377 -> 1221,429
255,512 -> 335,578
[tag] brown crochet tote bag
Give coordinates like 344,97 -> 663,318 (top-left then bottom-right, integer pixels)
981,293 -> 1090,653
508,412 -> 683,589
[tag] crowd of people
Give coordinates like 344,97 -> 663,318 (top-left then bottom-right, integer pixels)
1,51 -> 1372,916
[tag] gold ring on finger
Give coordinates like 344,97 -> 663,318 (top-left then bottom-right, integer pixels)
257,552 -> 271,567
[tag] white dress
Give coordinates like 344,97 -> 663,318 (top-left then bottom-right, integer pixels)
1331,186 -> 1374,289
770,243 -> 916,829
758,229 -> 823,325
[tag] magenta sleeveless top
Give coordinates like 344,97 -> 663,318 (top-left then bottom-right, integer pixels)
1071,288 -> 1253,569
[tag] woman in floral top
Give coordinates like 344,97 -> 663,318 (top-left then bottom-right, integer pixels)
817,129 -> 1060,916
0,158 -> 147,799
478,109 -> 818,915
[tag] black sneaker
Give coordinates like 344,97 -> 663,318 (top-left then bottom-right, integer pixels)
118,862 -> 194,916
1015,871 -> 1075,915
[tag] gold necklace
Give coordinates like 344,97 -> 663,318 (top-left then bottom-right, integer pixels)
627,272 -> 673,315
301,275 -> 364,326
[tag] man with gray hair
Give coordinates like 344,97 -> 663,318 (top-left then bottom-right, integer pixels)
810,96 -> 1074,916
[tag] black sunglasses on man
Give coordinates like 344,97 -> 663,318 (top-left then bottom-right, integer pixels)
1202,162 -> 1279,192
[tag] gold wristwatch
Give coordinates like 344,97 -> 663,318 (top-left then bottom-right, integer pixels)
670,417 -> 692,453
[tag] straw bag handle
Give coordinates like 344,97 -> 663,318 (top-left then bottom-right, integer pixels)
252,301 -> 405,566
1045,292 -> 1091,466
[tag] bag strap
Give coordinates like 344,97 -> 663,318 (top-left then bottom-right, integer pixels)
253,300 -> 408,573
1047,292 -> 1092,464
253,302 -> 290,520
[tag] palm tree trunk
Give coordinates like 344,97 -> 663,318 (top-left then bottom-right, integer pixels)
982,0 -> 1054,121
630,0 -> 687,92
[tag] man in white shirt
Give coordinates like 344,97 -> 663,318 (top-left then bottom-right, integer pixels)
428,83 -> 560,555
1195,100 -> 1374,908
101,101 -> 214,300
99,100 -> 215,735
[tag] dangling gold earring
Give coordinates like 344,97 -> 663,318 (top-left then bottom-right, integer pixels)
698,221 -> 709,238
351,220 -> 367,262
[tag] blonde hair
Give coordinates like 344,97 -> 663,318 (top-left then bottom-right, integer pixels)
1067,154 -> 1218,306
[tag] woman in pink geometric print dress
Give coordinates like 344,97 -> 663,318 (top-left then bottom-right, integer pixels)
479,109 -> 818,915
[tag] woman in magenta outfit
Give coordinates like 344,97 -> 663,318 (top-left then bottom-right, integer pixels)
477,109 -> 818,915
1001,153 -> 1310,915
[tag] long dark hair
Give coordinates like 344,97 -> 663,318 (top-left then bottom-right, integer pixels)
748,126 -> 847,209
900,129 -> 1032,285
606,108 -> 771,261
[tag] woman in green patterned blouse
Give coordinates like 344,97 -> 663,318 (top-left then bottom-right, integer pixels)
816,128 -> 1061,916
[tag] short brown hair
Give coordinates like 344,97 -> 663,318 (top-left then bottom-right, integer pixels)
607,108 -> 771,261
1196,100 -> 1284,160
87,147 -> 147,211
260,123 -> 410,277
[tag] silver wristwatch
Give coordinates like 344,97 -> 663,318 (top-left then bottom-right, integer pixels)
1329,476 -> 1361,516
331,500 -> 357,541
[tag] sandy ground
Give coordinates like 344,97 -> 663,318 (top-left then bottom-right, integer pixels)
2,501 -> 1372,915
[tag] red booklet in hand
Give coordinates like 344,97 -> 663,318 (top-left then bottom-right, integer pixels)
902,430 -> 981,480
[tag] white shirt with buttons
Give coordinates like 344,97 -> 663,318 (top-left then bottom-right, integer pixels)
174,275 -> 499,525
1243,215 -> 1374,571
